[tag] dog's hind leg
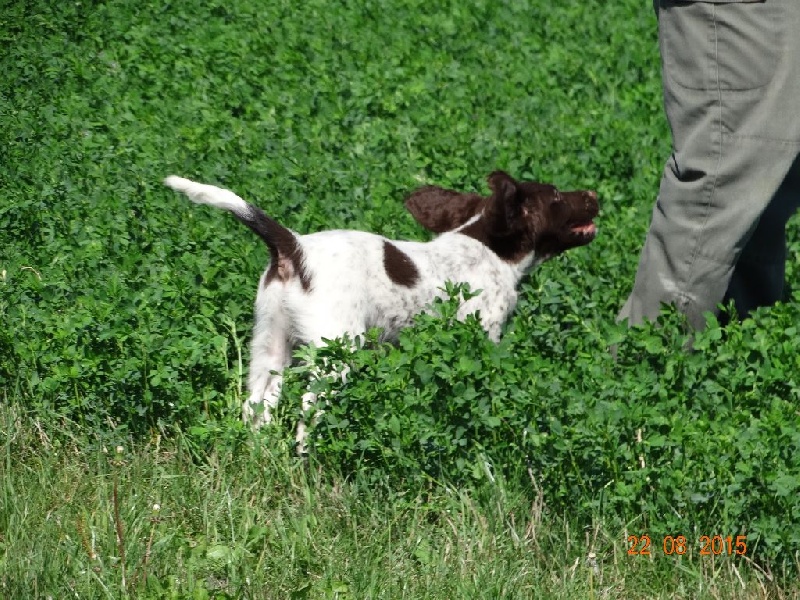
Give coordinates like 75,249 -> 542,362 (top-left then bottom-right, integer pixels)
245,283 -> 292,427
295,362 -> 351,456
294,323 -> 359,455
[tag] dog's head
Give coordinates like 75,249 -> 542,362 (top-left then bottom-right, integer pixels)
405,170 -> 599,264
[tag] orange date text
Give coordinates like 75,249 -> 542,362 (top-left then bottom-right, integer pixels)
627,535 -> 747,556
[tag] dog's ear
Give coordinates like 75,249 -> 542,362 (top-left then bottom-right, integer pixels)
404,186 -> 485,233
487,170 -> 518,200
484,171 -> 522,235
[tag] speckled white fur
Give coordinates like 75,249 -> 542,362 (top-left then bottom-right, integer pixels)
166,177 -> 548,450
246,227 -> 542,448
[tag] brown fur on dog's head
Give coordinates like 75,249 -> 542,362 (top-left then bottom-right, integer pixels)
405,171 -> 599,264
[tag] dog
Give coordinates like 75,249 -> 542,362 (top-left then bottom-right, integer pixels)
165,171 -> 598,447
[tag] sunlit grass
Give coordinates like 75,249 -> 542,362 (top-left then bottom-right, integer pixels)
3,404 -> 796,598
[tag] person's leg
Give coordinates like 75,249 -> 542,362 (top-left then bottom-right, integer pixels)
619,0 -> 800,329
723,156 -> 800,320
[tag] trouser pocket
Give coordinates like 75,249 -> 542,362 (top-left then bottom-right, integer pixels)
659,0 -> 784,91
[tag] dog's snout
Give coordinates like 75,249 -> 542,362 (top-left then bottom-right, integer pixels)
584,190 -> 599,215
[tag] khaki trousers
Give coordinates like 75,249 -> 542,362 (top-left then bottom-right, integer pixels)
619,0 -> 800,328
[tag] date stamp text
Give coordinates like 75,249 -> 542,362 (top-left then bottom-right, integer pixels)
627,535 -> 747,557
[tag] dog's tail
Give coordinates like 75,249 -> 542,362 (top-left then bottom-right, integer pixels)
164,176 -> 310,289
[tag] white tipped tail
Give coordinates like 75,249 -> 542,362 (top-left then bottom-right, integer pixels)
163,175 -> 305,287
164,175 -> 250,217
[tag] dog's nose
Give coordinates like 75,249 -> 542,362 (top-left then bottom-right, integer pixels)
584,190 -> 599,215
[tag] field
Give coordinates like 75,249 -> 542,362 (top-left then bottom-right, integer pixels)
2,0 -> 800,598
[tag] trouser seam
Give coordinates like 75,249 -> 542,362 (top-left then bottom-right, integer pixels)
679,5 -> 724,314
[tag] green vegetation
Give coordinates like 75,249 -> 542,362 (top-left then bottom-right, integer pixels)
1,0 -> 799,597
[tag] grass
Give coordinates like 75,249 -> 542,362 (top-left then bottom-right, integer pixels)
2,404 -> 796,599
2,0 -> 800,597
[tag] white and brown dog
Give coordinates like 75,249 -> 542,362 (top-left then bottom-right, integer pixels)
165,172 -> 598,445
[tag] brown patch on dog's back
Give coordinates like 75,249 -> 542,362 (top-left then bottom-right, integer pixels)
383,241 -> 419,287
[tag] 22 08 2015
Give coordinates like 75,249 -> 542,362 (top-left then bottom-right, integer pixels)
627,535 -> 747,556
